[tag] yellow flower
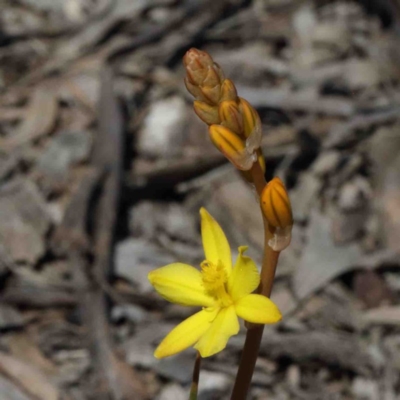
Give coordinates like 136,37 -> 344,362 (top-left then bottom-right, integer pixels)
148,208 -> 282,359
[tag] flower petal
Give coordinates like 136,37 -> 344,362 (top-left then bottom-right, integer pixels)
194,305 -> 239,357
228,246 -> 260,301
148,263 -> 214,307
200,208 -> 232,274
154,308 -> 219,359
235,294 -> 282,324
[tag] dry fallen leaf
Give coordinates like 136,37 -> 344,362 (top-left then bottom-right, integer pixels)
0,86 -> 58,152
293,210 -> 362,300
8,333 -> 57,376
382,153 -> 400,254
0,352 -> 60,400
362,306 -> 400,327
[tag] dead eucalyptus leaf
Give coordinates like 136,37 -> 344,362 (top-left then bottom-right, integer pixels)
293,211 -> 362,299
0,87 -> 58,152
0,352 -> 60,400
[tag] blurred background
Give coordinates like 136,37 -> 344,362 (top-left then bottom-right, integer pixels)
1,0 -> 400,399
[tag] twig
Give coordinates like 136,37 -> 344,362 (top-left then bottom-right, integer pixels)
236,85 -> 355,117
86,66 -> 146,400
50,66 -> 146,399
324,107 -> 400,148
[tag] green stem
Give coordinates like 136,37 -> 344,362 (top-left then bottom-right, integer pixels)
189,352 -> 202,400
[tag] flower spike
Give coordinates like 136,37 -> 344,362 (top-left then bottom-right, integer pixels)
183,48 -> 264,173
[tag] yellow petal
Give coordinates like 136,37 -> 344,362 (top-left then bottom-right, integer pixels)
227,246 -> 260,301
200,208 -> 232,275
194,305 -> 239,357
155,308 -> 219,359
235,294 -> 282,324
148,263 -> 215,307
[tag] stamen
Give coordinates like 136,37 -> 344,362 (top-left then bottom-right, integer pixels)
200,260 -> 232,307
200,260 -> 226,291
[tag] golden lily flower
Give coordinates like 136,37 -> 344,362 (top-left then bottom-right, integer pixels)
148,208 -> 282,359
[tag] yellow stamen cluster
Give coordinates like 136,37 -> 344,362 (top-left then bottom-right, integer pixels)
200,260 -> 227,292
183,48 -> 265,173
200,260 -> 231,306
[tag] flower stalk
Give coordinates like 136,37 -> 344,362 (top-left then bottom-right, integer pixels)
230,161 -> 280,400
181,48 -> 293,399
147,48 -> 293,400
189,352 -> 201,400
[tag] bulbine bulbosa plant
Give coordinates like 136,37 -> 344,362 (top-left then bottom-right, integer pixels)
148,48 -> 293,400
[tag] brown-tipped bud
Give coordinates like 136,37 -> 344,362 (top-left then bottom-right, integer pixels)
213,62 -> 225,83
193,101 -> 220,125
219,100 -> 243,135
261,178 -> 293,229
209,124 -> 249,170
239,98 -> 260,139
183,49 -> 224,106
220,79 -> 238,102
184,77 -> 205,100
200,84 -> 221,104
202,66 -> 222,88
183,48 -> 214,86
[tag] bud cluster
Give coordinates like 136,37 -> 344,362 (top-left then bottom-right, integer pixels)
183,48 -> 264,172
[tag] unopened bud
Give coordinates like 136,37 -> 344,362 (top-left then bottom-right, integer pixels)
183,49 -> 224,105
184,77 -> 205,100
220,79 -> 238,102
261,177 -> 293,251
219,100 -> 243,134
202,66 -> 222,88
261,178 -> 292,229
200,84 -> 221,104
183,48 -> 214,86
239,98 -> 260,138
209,125 -> 256,170
238,97 -> 262,154
193,101 -> 220,125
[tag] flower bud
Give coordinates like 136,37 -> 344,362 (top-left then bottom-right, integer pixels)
239,98 -> 260,139
183,49 -> 224,105
183,48 -> 214,86
200,84 -> 221,104
184,77 -> 205,100
220,79 -> 238,102
209,125 -> 255,170
261,177 -> 293,229
219,100 -> 243,135
261,177 -> 293,252
202,66 -> 222,88
238,97 -> 262,155
193,101 -> 220,125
